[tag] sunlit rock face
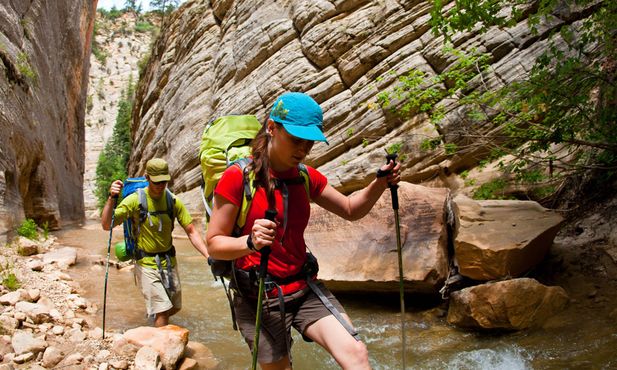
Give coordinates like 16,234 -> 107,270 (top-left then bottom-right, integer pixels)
131,0 -> 585,218
0,1 -> 97,237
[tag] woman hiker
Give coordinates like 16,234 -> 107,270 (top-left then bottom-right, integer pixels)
206,92 -> 401,369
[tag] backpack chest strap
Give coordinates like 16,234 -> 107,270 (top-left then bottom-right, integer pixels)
137,188 -> 176,236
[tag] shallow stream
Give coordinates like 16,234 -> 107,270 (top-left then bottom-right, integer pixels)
57,222 -> 616,369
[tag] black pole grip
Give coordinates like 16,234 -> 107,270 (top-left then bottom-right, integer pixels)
265,209 -> 277,221
258,209 -> 278,276
386,153 -> 399,210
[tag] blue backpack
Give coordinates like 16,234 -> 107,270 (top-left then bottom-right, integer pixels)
115,177 -> 175,262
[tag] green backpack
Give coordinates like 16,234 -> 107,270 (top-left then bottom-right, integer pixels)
199,115 -> 262,219
199,115 -> 310,231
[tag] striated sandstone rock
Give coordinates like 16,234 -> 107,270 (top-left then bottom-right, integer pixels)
452,195 -> 564,281
126,0 -> 595,221
447,278 -> 569,330
306,182 -> 449,294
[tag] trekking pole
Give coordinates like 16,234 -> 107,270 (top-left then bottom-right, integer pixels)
251,209 -> 277,370
386,152 -> 406,369
102,195 -> 118,340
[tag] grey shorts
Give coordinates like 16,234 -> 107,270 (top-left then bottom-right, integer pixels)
233,280 -> 346,364
135,263 -> 182,316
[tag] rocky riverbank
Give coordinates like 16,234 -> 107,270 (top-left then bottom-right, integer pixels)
0,234 -> 217,369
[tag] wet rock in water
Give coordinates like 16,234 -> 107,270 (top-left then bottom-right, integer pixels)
178,357 -> 198,370
185,341 -> 219,369
447,278 -> 569,330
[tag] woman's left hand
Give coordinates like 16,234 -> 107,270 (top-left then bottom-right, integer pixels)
377,159 -> 401,187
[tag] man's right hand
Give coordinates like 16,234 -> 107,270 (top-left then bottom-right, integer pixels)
109,180 -> 124,199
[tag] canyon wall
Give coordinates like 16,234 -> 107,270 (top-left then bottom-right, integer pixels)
131,0 -> 585,216
0,1 -> 97,239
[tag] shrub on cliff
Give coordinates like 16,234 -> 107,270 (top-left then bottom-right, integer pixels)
377,1 -> 616,203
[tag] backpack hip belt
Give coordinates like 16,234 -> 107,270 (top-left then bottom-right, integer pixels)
231,252 -> 318,298
136,246 -> 177,293
134,245 -> 177,260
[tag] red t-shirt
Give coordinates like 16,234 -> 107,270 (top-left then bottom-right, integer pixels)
215,163 -> 327,296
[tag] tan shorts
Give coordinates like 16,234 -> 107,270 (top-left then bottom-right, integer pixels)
233,281 -> 346,364
135,263 -> 182,316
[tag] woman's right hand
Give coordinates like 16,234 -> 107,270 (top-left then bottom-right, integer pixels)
109,180 -> 124,198
249,218 -> 277,251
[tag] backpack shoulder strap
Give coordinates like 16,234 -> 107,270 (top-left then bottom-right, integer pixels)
165,188 -> 176,231
137,188 -> 148,223
235,158 -> 256,231
297,163 -> 310,199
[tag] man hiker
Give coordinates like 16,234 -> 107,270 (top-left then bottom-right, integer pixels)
101,157 -> 209,327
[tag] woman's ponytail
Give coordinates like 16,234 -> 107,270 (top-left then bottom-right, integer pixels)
250,123 -> 275,203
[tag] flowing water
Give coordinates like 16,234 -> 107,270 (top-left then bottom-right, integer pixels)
57,221 -> 617,369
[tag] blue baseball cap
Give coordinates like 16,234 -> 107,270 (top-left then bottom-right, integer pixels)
269,92 -> 328,143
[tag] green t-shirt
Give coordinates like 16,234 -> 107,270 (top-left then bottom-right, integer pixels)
113,188 -> 192,269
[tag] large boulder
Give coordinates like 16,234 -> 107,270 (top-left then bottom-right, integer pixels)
447,278 -> 569,330
452,195 -> 564,281
123,325 -> 189,370
305,182 -> 450,294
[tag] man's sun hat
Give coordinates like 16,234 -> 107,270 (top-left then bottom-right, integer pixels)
146,158 -> 171,182
269,92 -> 328,143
